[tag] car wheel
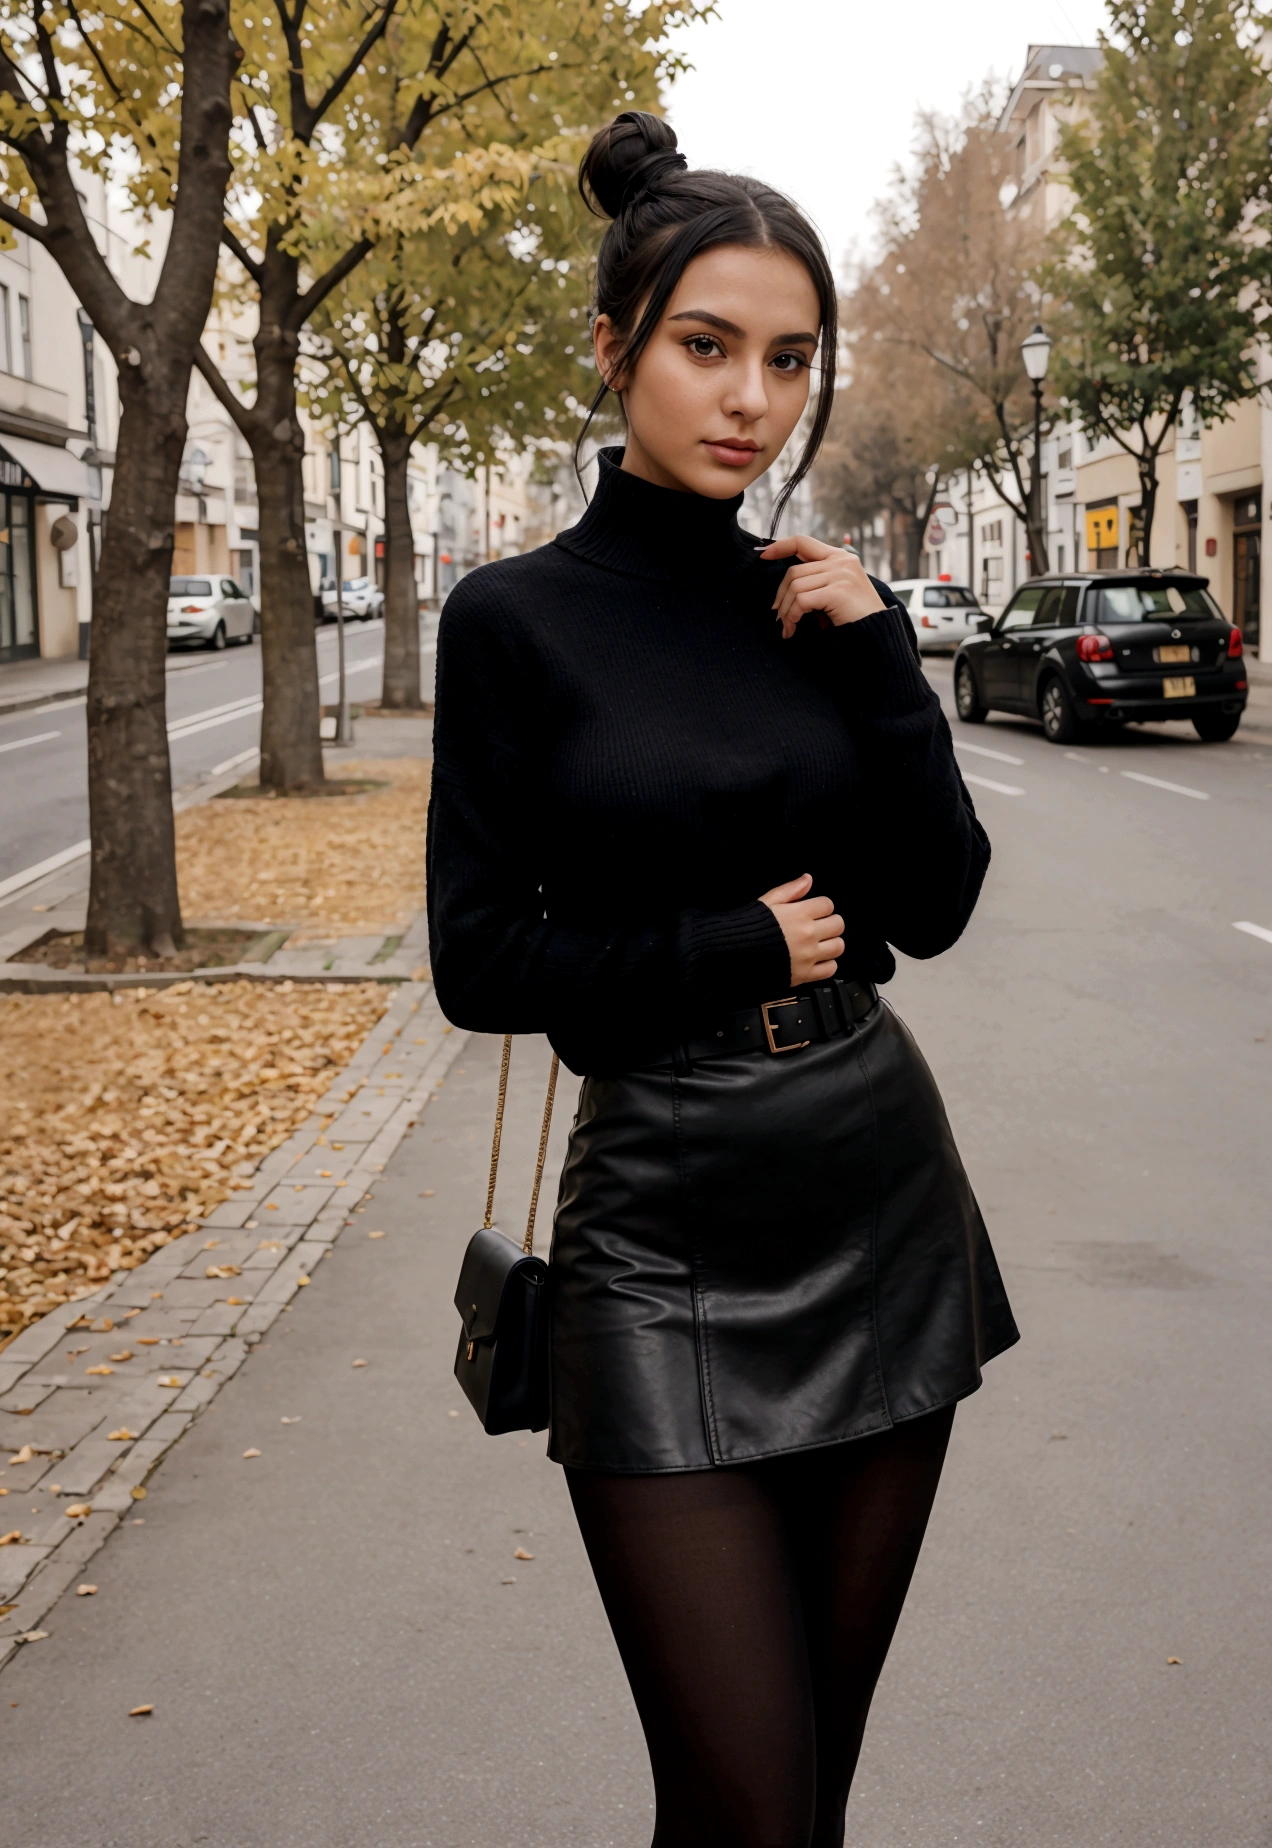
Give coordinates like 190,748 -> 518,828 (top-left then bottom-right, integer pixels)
954,658 -> 988,724
1040,674 -> 1080,744
209,621 -> 227,651
1192,710 -> 1242,743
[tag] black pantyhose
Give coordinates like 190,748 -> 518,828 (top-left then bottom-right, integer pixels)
565,1404 -> 955,1848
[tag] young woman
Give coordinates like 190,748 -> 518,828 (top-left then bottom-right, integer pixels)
427,112 -> 1018,1848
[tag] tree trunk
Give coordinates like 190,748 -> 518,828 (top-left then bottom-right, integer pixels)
377,419 -> 423,709
249,248 -> 326,791
74,0 -> 234,954
1138,459 -> 1158,567
84,364 -> 190,955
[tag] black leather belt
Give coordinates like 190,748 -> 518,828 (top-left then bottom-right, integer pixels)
661,978 -> 879,1070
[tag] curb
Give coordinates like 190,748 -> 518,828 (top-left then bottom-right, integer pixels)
0,979 -> 469,1671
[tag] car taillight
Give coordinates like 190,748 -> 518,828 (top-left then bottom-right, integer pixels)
1076,631 -> 1114,662
181,603 -> 204,613
1228,626 -> 1244,658
921,615 -> 936,628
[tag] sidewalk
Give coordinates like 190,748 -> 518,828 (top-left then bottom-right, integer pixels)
0,654 -> 87,715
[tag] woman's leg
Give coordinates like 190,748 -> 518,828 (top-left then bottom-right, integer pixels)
773,1404 -> 957,1848
565,1462 -> 816,1848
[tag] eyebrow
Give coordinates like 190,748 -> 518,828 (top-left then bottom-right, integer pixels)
667,310 -> 818,346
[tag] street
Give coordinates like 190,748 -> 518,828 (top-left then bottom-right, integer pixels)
0,618 -> 406,894
1,665 -> 1268,1845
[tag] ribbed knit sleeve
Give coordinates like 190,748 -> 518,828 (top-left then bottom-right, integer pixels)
426,579 -> 792,1067
820,594 -> 991,960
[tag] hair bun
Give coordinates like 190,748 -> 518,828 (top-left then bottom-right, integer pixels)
579,111 -> 688,219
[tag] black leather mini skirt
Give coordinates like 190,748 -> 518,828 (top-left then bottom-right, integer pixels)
547,996 -> 1018,1474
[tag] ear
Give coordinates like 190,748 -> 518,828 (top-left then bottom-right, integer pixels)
593,313 -> 626,394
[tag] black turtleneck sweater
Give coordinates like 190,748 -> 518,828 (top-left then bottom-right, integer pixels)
426,451 -> 990,1076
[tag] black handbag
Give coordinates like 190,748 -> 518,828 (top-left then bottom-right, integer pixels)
453,1036 -> 560,1434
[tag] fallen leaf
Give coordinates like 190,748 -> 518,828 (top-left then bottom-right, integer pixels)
76,1584 -> 97,1597
513,1548 -> 535,1561
85,1365 -> 114,1376
203,1239 -> 221,1249
1167,1657 -> 1182,1666
368,1230 -> 385,1239
0,1531 -> 21,1546
296,1275 -> 310,1286
108,1350 -> 133,1363
18,1630 -> 48,1643
280,1416 -> 301,1424
0,1603 -> 15,1617
317,1170 -> 333,1178
241,1448 -> 261,1458
244,1220 -> 259,1230
225,1296 -> 247,1305
331,1143 -> 344,1150
120,1308 -> 140,1320
65,1504 -> 91,1519
420,1189 -> 436,1198
45,1483 -> 61,1494
205,1264 -> 241,1279
107,1428 -> 138,1442
158,1376 -> 183,1389
130,1487 -> 147,1501
129,1704 -> 153,1716
266,1203 -> 280,1211
136,1337 -> 160,1346
447,1410 -> 459,1418
501,1578 -> 516,1585
8,1445 -> 34,1466
351,1358 -> 368,1368
92,1318 -> 114,1333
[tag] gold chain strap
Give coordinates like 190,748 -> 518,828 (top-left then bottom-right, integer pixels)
484,1034 -> 560,1256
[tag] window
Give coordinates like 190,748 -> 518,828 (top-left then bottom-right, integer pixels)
999,586 -> 1047,631
1094,584 -> 1221,623
1057,448 -> 1072,472
169,577 -> 214,597
890,587 -> 912,608
329,448 -> 342,493
17,295 -> 31,380
1056,543 -> 1066,573
923,586 -> 978,608
981,520 -> 1003,545
220,579 -> 239,598
1032,585 -> 1079,627
0,493 -> 36,659
0,285 -> 10,373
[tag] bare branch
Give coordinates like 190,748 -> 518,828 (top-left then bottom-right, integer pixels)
307,0 -> 401,135
192,341 -> 256,438
221,222 -> 265,286
0,198 -> 49,245
62,0 -> 125,101
289,236 -> 374,329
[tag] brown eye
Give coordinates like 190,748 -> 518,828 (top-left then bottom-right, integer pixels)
686,335 -> 721,359
771,351 -> 808,373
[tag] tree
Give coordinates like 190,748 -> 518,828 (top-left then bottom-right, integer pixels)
1045,0 -> 1272,564
305,176 -> 600,709
195,0 -> 705,791
0,0 -> 233,955
849,103 -> 1052,572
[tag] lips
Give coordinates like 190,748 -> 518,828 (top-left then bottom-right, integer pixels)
703,440 -> 760,467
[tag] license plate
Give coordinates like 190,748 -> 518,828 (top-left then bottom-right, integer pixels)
1163,675 -> 1196,698
1155,644 -> 1191,664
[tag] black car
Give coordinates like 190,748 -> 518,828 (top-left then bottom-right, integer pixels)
952,570 -> 1249,743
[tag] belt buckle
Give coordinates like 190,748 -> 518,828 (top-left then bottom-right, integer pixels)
761,997 -> 811,1055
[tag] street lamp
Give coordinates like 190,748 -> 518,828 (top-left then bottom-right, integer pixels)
1020,323 -> 1052,576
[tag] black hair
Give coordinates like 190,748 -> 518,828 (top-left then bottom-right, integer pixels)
576,111 -> 837,534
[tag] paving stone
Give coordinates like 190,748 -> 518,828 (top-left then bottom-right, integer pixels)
256,1183 -> 335,1224
230,1298 -> 287,1341
0,1379 -> 55,1413
287,1142 -> 366,1180
134,1411 -> 191,1450
0,1363 -> 30,1395
0,1291 -> 114,1372
0,1512 -> 120,1631
252,1129 -> 322,1185
189,1302 -> 246,1338
324,1087 -> 404,1141
201,1195 -> 268,1230
2,1392 -> 106,1455
52,1438 -> 122,1498
0,1546 -> 52,1601
154,1277 -> 239,1310
168,1373 -> 222,1414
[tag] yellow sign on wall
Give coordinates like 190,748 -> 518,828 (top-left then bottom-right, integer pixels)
1085,505 -> 1120,552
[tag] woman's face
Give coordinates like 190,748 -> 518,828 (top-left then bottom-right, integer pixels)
594,242 -> 820,500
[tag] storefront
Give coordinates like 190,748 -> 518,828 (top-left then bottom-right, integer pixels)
0,455 -> 37,661
0,436 -> 89,661
1232,492 -> 1260,649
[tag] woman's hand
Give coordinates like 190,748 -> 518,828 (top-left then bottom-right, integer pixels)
759,535 -> 887,640
759,874 -> 844,986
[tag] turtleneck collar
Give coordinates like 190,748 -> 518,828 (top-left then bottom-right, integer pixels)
554,447 -> 763,581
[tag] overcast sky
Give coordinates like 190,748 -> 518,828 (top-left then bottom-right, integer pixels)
664,0 -> 1110,275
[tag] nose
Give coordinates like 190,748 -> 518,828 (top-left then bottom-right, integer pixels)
720,354 -> 770,425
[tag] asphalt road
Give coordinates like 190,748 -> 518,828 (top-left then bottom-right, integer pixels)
0,617 -> 400,893
2,666 -> 1270,1844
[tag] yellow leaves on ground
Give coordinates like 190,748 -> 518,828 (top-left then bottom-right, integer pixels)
0,981 -> 391,1340
174,759 -> 428,942
241,1448 -> 261,1459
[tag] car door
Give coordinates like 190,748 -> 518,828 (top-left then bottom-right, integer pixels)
1015,585 -> 1074,705
982,586 -> 1045,704
220,579 -> 249,638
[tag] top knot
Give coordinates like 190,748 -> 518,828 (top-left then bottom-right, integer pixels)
579,111 -> 688,219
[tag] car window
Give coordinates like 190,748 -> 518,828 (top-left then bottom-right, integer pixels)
999,587 -> 1046,632
1095,583 -> 1223,622
891,587 -> 913,608
169,577 -> 213,597
1031,586 -> 1081,627
220,579 -> 239,598
923,586 -> 978,608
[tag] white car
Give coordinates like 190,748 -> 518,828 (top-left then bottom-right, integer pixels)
166,576 -> 256,650
890,580 -> 984,655
319,576 -> 384,620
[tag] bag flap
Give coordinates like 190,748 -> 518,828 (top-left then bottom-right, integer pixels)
455,1225 -> 547,1342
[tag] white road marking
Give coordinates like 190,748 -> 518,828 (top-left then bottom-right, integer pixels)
1233,920 -> 1272,946
0,839 -> 90,904
963,772 -> 1024,797
211,747 -> 260,776
953,739 -> 1025,766
167,699 -> 262,742
0,730 -> 60,754
1120,770 -> 1209,801
318,657 -> 382,688
0,695 -> 85,721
